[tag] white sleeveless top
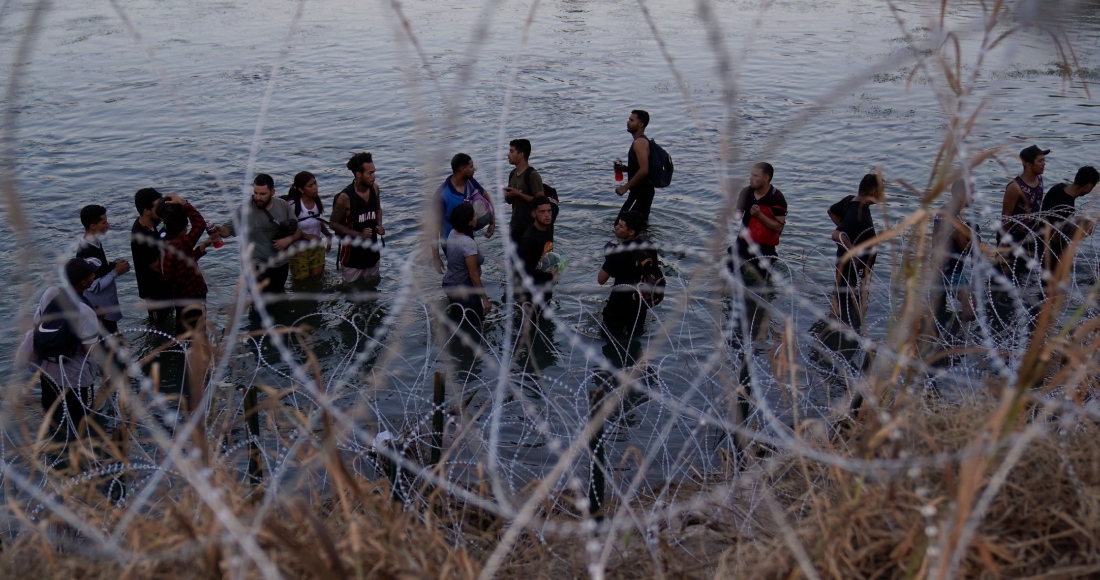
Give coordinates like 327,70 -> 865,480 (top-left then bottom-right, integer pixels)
295,199 -> 324,238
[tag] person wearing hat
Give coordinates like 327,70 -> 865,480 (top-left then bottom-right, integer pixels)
15,258 -> 104,451
998,144 -> 1050,284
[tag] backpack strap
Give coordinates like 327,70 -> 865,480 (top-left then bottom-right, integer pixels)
523,167 -> 534,196
260,206 -> 279,225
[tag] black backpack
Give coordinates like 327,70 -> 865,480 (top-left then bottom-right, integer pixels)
635,248 -> 666,307
647,139 -> 674,188
33,294 -> 80,362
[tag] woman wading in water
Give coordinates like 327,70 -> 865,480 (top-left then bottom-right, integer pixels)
442,202 -> 492,332
285,171 -> 332,283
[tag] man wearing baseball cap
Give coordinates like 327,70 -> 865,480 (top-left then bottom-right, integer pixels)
999,144 -> 1050,284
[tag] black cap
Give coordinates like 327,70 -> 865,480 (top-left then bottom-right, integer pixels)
1020,144 -> 1051,163
64,257 -> 98,286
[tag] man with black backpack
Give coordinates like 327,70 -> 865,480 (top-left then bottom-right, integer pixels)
614,110 -> 673,226
16,258 -> 103,448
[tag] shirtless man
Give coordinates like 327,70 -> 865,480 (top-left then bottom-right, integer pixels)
330,152 -> 385,285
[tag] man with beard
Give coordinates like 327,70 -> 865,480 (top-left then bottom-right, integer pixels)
330,151 -> 385,286
215,174 -> 301,293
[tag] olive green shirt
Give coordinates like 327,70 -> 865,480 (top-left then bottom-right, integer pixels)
507,167 -> 544,236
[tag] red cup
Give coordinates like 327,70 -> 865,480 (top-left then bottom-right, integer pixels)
206,225 -> 223,249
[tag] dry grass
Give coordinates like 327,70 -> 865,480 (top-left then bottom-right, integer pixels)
723,401 -> 1100,579
15,401 -> 1100,580
0,476 -> 482,579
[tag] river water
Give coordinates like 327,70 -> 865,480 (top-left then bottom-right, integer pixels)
1,0 -> 1099,488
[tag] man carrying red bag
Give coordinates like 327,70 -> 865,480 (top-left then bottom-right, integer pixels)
729,162 -> 787,344
734,162 -> 787,286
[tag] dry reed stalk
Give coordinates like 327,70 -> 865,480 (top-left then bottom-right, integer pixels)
0,471 -> 482,579
725,401 -> 1100,579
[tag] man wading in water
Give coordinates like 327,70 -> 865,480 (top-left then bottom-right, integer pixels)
999,144 -> 1049,286
331,152 -> 385,287
731,162 -> 787,343
614,110 -> 655,225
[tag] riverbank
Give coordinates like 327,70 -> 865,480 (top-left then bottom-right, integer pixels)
4,396 -> 1097,579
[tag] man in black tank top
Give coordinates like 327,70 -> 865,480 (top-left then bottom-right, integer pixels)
330,152 -> 385,285
614,109 -> 656,225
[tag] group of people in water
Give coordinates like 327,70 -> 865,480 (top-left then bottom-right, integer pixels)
16,109 -> 667,451
16,100 -> 1100,462
729,143 -> 1098,350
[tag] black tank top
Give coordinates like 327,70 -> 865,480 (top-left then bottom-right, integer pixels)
341,183 -> 380,269
1004,175 -> 1044,240
627,137 -> 654,192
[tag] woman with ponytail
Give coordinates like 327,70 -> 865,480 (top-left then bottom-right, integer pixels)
285,171 -> 332,282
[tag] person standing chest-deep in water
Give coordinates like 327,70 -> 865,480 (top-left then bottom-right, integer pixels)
330,152 -> 384,287
827,174 -> 883,333
285,171 -> 333,284
614,110 -> 656,225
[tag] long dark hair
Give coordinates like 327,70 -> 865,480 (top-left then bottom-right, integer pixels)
286,171 -> 321,214
449,203 -> 475,237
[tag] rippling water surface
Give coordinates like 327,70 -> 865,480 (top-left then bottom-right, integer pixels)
2,0 -> 1099,479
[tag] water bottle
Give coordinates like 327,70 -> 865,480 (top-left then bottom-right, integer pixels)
614,159 -> 624,182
